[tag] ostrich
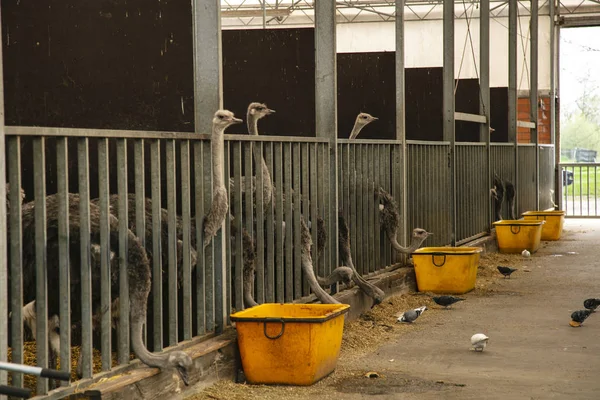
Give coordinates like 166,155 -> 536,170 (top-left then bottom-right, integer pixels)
229,220 -> 258,308
203,110 -> 243,249
338,213 -> 385,308
313,216 -> 354,294
375,187 -> 432,254
299,217 -> 340,304
490,173 -> 516,221
348,112 -> 378,139
9,193 -> 193,384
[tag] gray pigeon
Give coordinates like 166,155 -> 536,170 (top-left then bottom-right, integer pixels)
497,266 -> 518,278
570,309 -> 591,327
433,295 -> 465,309
397,306 -> 427,323
583,298 -> 600,312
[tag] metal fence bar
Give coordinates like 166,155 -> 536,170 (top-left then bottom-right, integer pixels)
116,138 -> 130,365
309,144 -> 318,281
274,142 -> 284,303
301,143 -> 310,297
284,143 -> 293,302
292,143 -> 302,298
203,140 -> 215,332
97,138 -> 111,372
8,137 -> 23,389
77,137 -> 93,380
265,143 -> 275,302
180,140 -> 192,341
316,144 -> 325,277
150,140 -> 163,350
348,145 -> 357,268
373,145 -> 381,269
193,141 -> 206,335
224,142 -> 232,320
165,140 -> 178,346
133,139 -> 146,345
232,141 -> 244,311
255,142 -> 265,304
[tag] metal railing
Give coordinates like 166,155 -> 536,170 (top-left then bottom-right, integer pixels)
560,162 -> 600,217
2,126 -> 557,397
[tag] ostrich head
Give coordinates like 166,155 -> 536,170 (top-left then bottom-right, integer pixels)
168,351 -> 194,385
213,109 -> 243,129
349,112 -> 378,139
412,228 -> 433,242
247,102 -> 275,119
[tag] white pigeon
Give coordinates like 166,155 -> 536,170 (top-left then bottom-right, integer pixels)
397,306 -> 428,323
521,249 -> 531,257
471,333 -> 489,352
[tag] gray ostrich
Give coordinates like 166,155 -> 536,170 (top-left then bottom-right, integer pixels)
375,187 -> 432,254
348,112 -> 378,139
203,110 -> 243,249
313,216 -> 354,294
490,173 -> 516,221
9,193 -> 193,384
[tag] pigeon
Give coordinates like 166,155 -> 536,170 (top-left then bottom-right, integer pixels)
497,266 -> 518,278
570,310 -> 591,327
397,306 -> 428,323
521,249 -> 531,257
471,333 -> 489,352
583,298 -> 600,312
432,295 -> 466,309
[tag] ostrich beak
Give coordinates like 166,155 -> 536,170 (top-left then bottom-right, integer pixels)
267,109 -> 276,114
232,117 -> 243,124
177,366 -> 190,386
372,117 -> 379,121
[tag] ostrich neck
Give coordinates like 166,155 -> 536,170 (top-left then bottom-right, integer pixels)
130,297 -> 171,369
212,125 -> 225,189
349,122 -> 364,140
247,114 -> 273,204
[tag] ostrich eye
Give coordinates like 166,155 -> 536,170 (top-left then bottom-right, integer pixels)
257,106 -> 264,111
218,115 -> 224,119
361,116 -> 367,119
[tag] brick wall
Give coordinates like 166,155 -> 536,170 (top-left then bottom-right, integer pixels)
517,96 -> 552,144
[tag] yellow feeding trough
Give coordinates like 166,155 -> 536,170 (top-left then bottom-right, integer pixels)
230,303 -> 350,386
521,210 -> 565,241
412,247 -> 483,294
492,219 -> 545,253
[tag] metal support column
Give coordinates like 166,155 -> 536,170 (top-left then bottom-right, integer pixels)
508,0 -> 518,214
0,5 -> 7,395
315,0 -> 338,268
395,0 -> 407,249
480,0 -> 491,228
192,0 -> 226,332
550,0 -> 560,207
530,0 -> 539,209
443,0 -> 456,245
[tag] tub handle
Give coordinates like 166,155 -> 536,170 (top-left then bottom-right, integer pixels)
510,226 -> 521,234
432,253 -> 447,267
263,318 -> 285,340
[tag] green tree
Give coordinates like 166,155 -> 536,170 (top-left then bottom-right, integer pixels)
561,113 -> 600,154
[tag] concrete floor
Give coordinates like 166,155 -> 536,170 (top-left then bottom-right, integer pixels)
333,219 -> 600,399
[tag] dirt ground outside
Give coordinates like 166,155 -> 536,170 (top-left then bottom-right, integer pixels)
187,219 -> 600,400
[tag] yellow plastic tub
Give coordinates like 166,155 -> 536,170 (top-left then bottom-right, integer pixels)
230,303 -> 350,385
412,247 -> 483,294
492,219 -> 545,253
521,210 -> 565,241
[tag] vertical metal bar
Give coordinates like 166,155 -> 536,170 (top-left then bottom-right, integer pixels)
316,144 -> 325,276
193,141 -> 205,335
0,16 -> 6,388
97,138 -> 111,371
255,142 -> 265,304
348,145 -> 357,267
8,138 -> 23,389
275,143 -> 284,303
366,145 -> 374,272
224,142 -> 232,320
150,140 -> 163,350
443,0 -> 456,245
243,141 -> 254,305
116,138 -> 130,364
265,143 -> 275,302
232,142 -> 243,311
33,138 -> 49,394
530,0 -> 539,210
301,144 -> 310,297
355,146 -> 363,274
180,140 -> 192,340
550,0 -> 559,208
309,144 -> 318,280
292,143 -> 302,298
192,0 -> 225,332
133,139 -> 145,344
509,0 -> 519,213
203,140 -> 214,331
284,144 -> 293,302
315,0 -> 338,271
396,0 -> 408,251
480,0 -> 491,229
164,140 -> 178,346
373,146 -> 380,269
78,137 -> 93,380
323,143 -> 332,276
